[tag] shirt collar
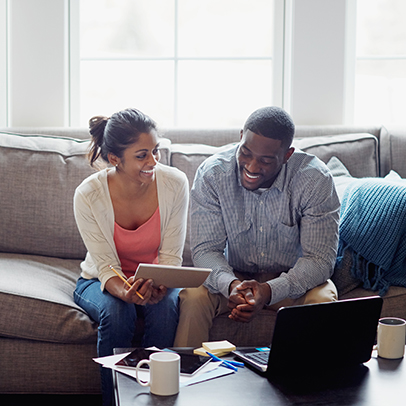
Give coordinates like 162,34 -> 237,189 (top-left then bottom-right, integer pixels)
272,164 -> 287,192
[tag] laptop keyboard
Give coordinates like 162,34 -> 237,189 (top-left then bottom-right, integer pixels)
245,350 -> 270,365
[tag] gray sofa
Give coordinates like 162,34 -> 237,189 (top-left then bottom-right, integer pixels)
1,124 -> 406,395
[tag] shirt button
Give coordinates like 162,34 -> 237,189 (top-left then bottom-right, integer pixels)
261,252 -> 265,257
260,226 -> 263,232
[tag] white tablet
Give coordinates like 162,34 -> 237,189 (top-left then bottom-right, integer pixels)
134,263 -> 211,288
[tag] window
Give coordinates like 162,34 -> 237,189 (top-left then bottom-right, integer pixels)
80,0 -> 277,128
355,0 -> 406,124
9,0 -> 403,128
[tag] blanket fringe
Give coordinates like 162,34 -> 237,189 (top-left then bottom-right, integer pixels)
336,240 -> 389,296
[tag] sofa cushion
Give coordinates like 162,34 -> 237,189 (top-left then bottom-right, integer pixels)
340,285 -> 406,322
0,253 -> 97,343
0,338 -> 100,394
331,245 -> 362,297
293,133 -> 379,178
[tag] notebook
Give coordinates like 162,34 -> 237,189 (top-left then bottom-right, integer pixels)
232,296 -> 383,378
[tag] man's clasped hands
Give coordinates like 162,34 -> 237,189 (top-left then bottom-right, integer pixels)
228,279 -> 272,323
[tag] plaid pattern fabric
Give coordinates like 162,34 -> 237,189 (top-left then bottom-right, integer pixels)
190,145 -> 340,304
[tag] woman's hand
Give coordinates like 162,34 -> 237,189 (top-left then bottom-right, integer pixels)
105,275 -> 167,305
124,276 -> 154,305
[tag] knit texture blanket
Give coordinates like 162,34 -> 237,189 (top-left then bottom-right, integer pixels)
336,178 -> 406,295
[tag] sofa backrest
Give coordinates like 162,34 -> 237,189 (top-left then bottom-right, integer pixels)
0,132 -> 94,259
379,125 -> 406,177
166,131 -> 379,266
293,133 -> 379,178
0,131 -> 173,260
0,125 -> 390,265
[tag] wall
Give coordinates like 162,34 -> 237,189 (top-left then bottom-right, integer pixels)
289,0 -> 355,124
8,0 -> 70,126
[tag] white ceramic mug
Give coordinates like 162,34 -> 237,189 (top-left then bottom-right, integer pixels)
377,317 -> 406,359
135,351 -> 180,396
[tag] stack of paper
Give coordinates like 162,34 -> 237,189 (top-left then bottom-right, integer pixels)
194,340 -> 236,357
93,350 -> 233,388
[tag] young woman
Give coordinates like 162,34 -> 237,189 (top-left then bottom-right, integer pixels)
73,108 -> 188,405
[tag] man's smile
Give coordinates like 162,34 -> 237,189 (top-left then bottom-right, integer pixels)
244,170 -> 260,179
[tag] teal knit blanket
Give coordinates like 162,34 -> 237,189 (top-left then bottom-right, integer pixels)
336,178 -> 406,295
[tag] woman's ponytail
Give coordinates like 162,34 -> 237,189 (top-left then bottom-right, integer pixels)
88,115 -> 108,167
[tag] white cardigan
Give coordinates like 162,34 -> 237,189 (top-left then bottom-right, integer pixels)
73,163 -> 189,291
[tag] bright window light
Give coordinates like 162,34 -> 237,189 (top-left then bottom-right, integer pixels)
79,0 -> 275,128
355,0 -> 406,125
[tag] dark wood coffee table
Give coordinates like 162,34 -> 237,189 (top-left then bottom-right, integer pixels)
113,348 -> 406,406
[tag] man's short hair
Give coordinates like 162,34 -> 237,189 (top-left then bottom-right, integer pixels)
243,106 -> 295,148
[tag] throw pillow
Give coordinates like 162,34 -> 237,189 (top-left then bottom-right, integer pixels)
327,156 -> 405,203
326,156 -> 355,202
384,169 -> 405,182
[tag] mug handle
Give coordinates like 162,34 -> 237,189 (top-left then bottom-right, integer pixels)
135,359 -> 151,387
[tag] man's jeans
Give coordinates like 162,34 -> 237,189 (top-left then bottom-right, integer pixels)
74,277 -> 180,406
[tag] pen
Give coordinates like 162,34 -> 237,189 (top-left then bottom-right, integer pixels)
109,265 -> 144,300
206,352 -> 244,371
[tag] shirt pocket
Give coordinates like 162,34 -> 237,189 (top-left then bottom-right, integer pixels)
227,218 -> 253,246
277,222 -> 300,256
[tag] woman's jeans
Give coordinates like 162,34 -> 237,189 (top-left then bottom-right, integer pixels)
74,277 -> 180,406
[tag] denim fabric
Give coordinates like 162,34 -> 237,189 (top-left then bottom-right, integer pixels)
74,277 -> 180,406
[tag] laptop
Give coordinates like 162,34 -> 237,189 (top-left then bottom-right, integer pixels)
232,296 -> 383,378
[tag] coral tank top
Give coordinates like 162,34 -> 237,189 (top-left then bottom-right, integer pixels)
114,207 -> 161,279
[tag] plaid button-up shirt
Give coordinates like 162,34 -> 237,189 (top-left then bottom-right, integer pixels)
190,145 -> 340,305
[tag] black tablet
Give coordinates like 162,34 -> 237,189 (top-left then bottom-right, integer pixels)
115,348 -> 212,376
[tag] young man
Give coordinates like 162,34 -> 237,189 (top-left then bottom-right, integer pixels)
174,106 -> 340,347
